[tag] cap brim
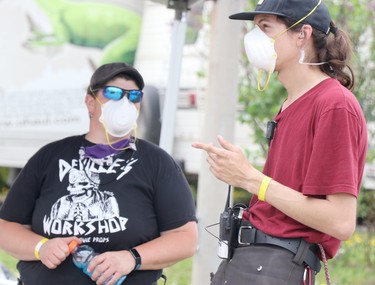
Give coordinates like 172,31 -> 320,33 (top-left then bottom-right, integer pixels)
229,11 -> 287,21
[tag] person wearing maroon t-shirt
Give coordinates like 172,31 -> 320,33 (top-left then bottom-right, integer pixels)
193,1 -> 367,284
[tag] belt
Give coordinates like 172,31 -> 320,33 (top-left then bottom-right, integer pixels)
237,224 -> 321,272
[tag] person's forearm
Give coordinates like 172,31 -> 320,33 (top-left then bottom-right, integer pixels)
0,219 -> 44,260
135,221 -> 198,270
247,178 -> 357,240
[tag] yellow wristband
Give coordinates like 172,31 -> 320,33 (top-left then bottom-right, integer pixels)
258,176 -> 272,202
34,238 -> 49,260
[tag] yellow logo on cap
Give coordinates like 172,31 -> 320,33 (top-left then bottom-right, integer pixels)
257,0 -> 265,5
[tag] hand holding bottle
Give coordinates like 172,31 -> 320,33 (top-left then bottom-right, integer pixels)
69,241 -> 127,285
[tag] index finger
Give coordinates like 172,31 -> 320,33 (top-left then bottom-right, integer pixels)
192,142 -> 215,152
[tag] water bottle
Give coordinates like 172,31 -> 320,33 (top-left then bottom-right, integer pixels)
69,241 -> 127,285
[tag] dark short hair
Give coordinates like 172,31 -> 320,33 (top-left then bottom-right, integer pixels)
89,62 -> 144,91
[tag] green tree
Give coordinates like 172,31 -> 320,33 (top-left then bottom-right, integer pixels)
328,0 -> 375,161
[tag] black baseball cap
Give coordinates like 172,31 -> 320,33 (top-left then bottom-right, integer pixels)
90,62 -> 145,90
229,0 -> 332,35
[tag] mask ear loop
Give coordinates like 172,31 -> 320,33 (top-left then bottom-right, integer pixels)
299,50 -> 328,66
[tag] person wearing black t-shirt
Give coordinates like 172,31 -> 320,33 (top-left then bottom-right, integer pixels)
0,62 -> 198,285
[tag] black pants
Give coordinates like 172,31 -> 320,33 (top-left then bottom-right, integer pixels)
210,245 -> 315,285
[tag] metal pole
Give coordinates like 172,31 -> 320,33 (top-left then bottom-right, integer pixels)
191,0 -> 241,284
158,9 -> 187,154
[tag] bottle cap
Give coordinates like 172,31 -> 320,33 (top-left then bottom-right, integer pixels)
69,240 -> 79,253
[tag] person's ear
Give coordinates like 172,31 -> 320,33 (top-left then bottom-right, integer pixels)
297,25 -> 312,46
85,94 -> 96,114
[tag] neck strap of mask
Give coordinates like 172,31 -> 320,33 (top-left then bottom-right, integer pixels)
103,125 -> 138,151
257,69 -> 273,91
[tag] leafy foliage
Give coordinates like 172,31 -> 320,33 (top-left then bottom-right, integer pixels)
328,0 -> 375,161
316,1 -> 375,241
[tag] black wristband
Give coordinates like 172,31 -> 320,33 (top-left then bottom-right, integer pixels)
129,248 -> 142,271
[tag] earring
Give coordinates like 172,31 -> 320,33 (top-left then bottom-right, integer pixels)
89,112 -> 93,119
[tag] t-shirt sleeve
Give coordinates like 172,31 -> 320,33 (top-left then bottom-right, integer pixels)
152,155 -> 197,232
303,108 -> 362,197
0,153 -> 42,224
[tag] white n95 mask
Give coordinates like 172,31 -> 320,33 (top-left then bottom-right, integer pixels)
99,98 -> 138,137
244,26 -> 277,91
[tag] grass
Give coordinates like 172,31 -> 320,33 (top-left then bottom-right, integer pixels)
314,230 -> 375,285
1,230 -> 375,284
157,257 -> 193,285
0,250 -> 17,274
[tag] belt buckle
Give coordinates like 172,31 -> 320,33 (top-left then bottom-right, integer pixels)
238,225 -> 253,246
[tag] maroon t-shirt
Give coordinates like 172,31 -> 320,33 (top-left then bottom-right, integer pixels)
244,78 -> 367,259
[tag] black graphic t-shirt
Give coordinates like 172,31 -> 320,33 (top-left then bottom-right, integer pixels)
0,135 -> 197,285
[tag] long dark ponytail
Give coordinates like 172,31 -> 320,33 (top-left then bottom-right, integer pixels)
314,21 -> 355,90
279,17 -> 355,90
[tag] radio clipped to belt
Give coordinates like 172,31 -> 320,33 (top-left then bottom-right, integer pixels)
218,185 -> 246,259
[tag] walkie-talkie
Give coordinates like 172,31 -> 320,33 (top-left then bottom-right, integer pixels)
218,185 -> 242,259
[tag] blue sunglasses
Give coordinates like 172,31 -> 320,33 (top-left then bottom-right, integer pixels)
93,86 -> 143,103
